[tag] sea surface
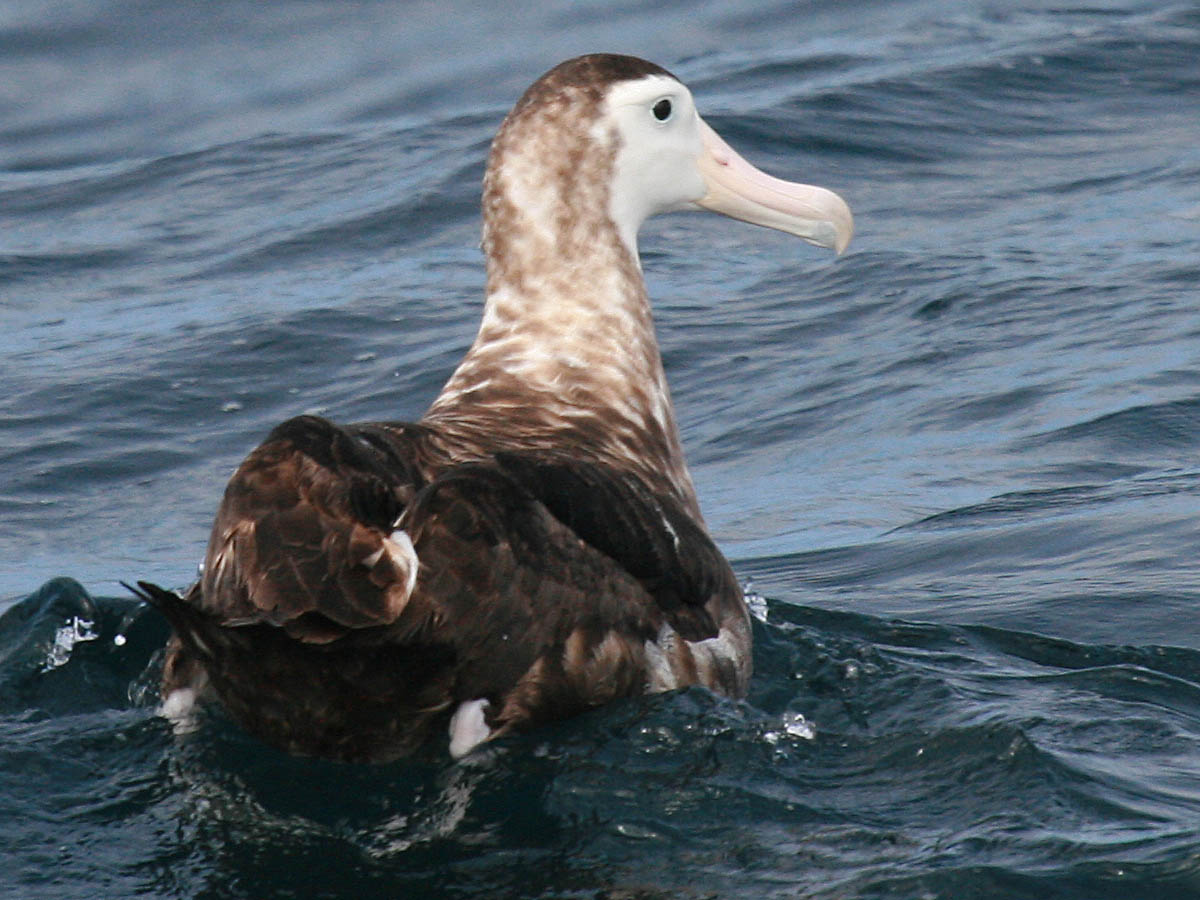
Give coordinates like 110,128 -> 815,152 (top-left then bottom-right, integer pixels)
3,1 -> 1200,897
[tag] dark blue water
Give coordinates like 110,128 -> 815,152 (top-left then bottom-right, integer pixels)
4,1 -> 1200,897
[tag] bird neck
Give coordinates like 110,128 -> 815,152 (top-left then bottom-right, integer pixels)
423,159 -> 697,512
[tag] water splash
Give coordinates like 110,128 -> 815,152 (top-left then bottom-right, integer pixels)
763,710 -> 817,744
39,614 -> 99,673
743,580 -> 769,623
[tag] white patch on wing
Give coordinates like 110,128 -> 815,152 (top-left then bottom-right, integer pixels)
658,504 -> 680,554
448,698 -> 492,758
383,528 -> 420,599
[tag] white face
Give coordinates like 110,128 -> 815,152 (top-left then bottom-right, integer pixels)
602,72 -> 854,258
603,75 -> 708,251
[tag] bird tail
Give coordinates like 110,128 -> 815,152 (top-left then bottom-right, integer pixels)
123,579 -> 180,607
122,580 -> 212,654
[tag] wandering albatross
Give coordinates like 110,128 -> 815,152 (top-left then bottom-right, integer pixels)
135,54 -> 853,762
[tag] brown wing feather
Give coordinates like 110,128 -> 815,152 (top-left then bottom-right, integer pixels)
154,415 -> 746,760
200,415 -> 432,637
398,464 -> 665,727
491,453 -> 738,641
148,455 -> 673,760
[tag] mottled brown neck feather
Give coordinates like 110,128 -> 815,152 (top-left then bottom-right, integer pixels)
423,65 -> 698,515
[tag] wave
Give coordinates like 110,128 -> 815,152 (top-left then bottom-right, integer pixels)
5,577 -> 1200,897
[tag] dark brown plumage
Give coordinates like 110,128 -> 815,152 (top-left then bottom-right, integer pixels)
138,52 -> 853,761
141,414 -> 746,761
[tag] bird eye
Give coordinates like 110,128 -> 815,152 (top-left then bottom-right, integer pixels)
652,98 -> 673,122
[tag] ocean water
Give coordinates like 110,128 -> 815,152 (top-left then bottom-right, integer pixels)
3,0 -> 1200,897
